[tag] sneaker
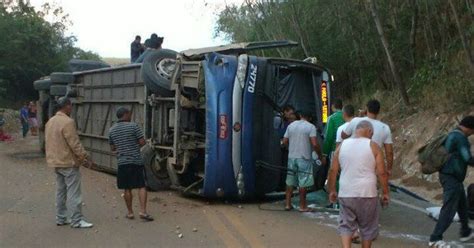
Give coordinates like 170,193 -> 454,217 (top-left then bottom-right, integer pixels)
56,220 -> 71,226
428,240 -> 450,248
460,232 -> 474,242
71,220 -> 94,228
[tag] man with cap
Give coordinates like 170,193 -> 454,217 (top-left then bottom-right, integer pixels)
108,107 -> 153,221
134,34 -> 164,63
429,116 -> 474,247
45,97 -> 94,228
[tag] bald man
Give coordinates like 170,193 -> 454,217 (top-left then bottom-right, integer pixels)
328,120 -> 389,248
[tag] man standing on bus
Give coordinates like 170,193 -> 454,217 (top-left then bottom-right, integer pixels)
283,111 -> 322,212
108,107 -> 154,221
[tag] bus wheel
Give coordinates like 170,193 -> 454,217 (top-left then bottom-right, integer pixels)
140,49 -> 178,97
142,144 -> 171,191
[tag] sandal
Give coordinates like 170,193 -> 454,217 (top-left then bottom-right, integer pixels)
125,214 -> 134,220
139,213 -> 154,222
284,206 -> 294,211
351,236 -> 361,244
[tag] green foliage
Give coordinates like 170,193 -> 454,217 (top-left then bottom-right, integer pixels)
0,1 -> 100,102
215,0 -> 474,110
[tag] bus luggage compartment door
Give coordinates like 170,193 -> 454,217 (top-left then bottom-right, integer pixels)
203,53 -> 238,198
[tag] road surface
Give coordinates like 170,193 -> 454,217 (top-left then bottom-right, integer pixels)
0,134 -> 467,247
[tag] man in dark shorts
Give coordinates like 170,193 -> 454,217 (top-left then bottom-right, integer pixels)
328,120 -> 389,248
108,107 -> 153,221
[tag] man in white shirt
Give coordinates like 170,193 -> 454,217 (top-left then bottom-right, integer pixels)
342,100 -> 394,176
283,111 -> 322,212
336,104 -> 355,148
328,120 -> 390,248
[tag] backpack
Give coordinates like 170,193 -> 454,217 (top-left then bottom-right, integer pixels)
418,133 -> 449,174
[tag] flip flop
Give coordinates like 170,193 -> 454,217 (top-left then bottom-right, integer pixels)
139,213 -> 154,222
125,214 -> 134,220
284,206 -> 294,211
351,236 -> 361,244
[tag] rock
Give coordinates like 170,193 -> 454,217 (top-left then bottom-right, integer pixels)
178,233 -> 183,238
176,225 -> 180,229
175,230 -> 180,234
82,202 -> 86,206
102,194 -> 106,198
238,205 -> 243,209
173,209 -> 178,213
193,228 -> 198,232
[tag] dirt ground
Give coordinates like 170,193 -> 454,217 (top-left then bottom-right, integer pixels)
387,108 -> 474,204
0,134 -> 425,248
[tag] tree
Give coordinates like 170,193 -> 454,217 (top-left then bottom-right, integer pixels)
0,1 -> 100,102
368,0 -> 410,106
448,0 -> 474,71
214,0 -> 473,108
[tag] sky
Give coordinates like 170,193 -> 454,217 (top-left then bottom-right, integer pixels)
29,0 -> 244,58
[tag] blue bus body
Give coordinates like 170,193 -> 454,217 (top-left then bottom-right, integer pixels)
200,53 -> 332,198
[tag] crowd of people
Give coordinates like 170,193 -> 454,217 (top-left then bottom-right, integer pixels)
280,99 -> 474,248
19,101 -> 38,138
130,33 -> 164,63
33,87 -> 472,247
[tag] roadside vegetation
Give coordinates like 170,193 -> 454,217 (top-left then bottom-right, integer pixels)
215,0 -> 474,112
0,1 -> 100,106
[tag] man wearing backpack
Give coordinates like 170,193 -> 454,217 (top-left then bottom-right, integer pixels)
429,116 -> 474,247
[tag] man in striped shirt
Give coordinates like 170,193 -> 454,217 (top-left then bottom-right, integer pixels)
109,107 -> 153,221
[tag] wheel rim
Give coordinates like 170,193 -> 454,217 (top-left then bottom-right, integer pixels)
155,58 -> 176,80
150,154 -> 169,179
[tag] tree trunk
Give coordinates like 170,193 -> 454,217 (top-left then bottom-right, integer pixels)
409,0 -> 418,70
449,0 -> 474,71
368,0 -> 410,105
289,1 -> 310,57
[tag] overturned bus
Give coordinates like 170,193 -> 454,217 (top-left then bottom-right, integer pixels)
34,41 -> 333,199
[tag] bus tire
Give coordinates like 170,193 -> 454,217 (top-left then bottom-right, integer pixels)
140,49 -> 177,97
49,85 -> 68,96
50,72 -> 74,84
68,59 -> 110,72
142,144 -> 171,191
33,79 -> 52,91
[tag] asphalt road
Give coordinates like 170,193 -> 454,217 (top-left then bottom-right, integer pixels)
0,135 -> 449,247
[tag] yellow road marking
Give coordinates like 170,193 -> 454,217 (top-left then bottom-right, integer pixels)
203,207 -> 243,248
222,209 -> 266,248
